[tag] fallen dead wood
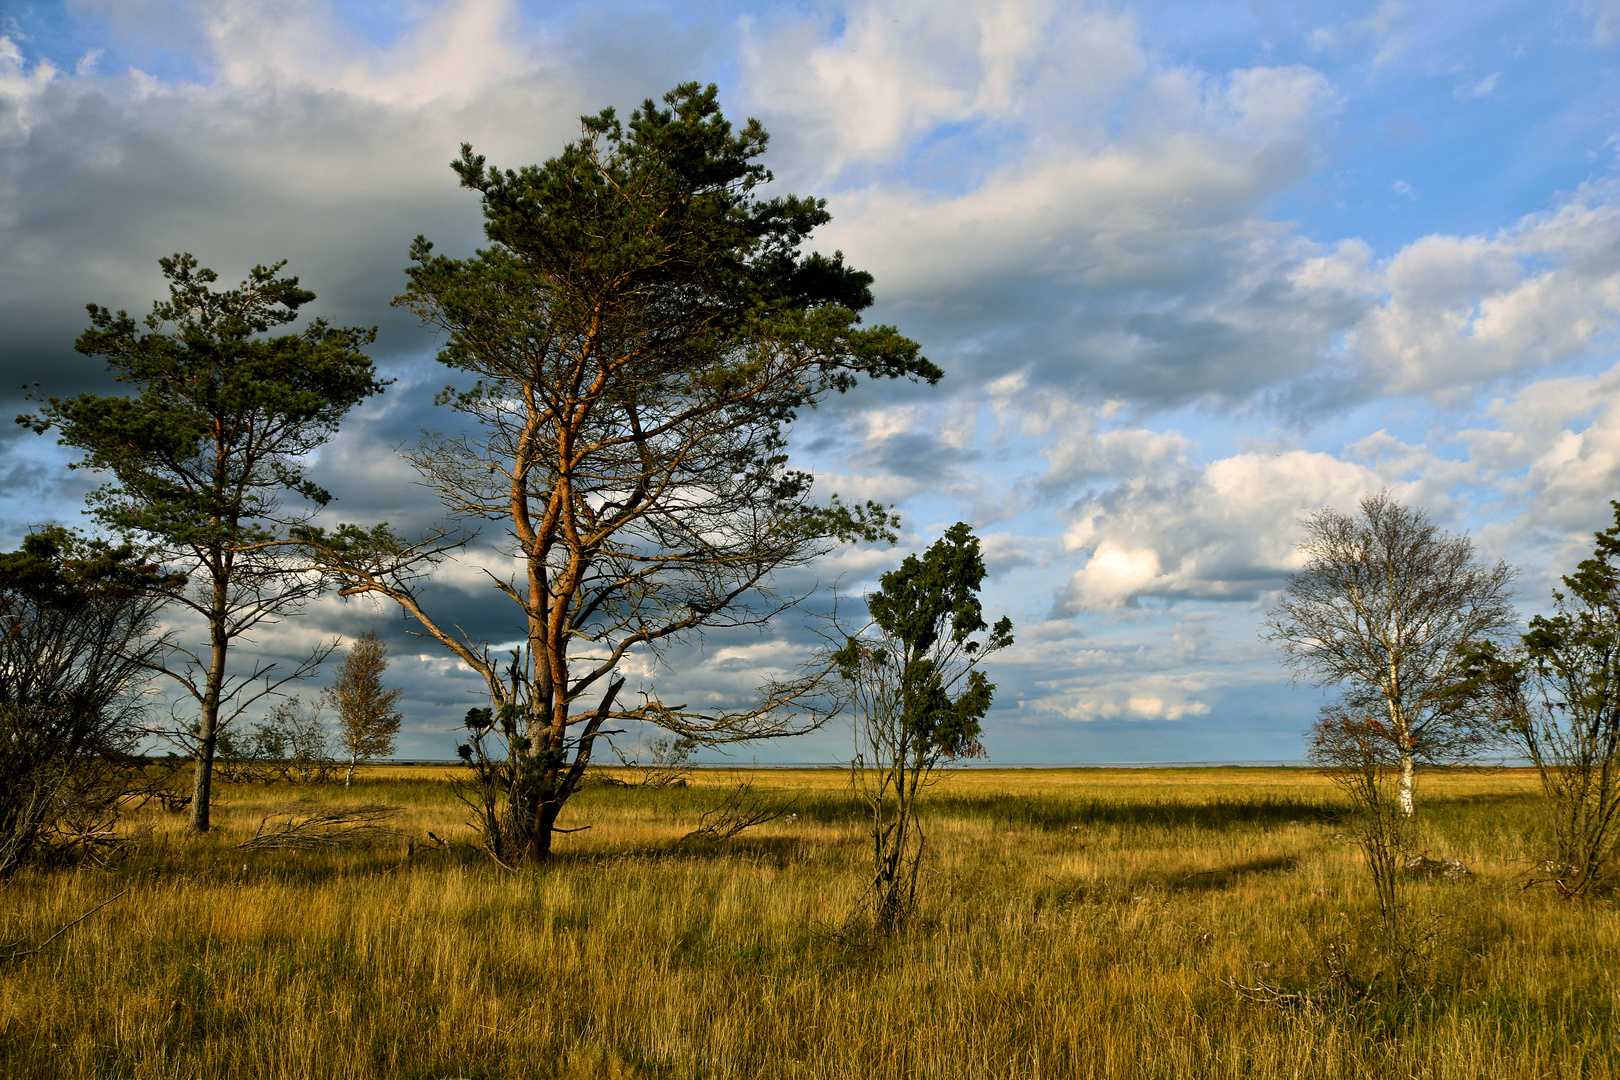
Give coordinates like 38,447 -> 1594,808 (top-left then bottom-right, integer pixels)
237,803 -> 403,851
680,776 -> 790,843
2,888 -> 129,963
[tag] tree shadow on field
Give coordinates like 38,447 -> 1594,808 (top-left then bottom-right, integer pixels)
1162,854 -> 1302,893
549,835 -> 812,870
932,795 -> 1339,832
1030,853 -> 1306,907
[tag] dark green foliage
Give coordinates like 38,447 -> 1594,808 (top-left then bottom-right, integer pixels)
854,523 -> 1013,762
1460,501 -> 1620,897
440,83 -> 900,377
306,83 -> 938,864
21,254 -> 386,831
0,528 -> 173,877
28,255 -> 382,536
837,523 -> 1013,928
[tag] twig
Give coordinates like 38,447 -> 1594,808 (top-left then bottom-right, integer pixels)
1216,977 -> 1317,1010
237,804 -> 402,850
680,776 -> 791,843
1,888 -> 130,963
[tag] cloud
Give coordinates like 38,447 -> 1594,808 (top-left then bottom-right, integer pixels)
741,0 -> 1146,179
1348,180 -> 1620,395
1044,345 -> 1620,618
194,0 -> 537,107
0,35 -> 60,143
1438,362 -> 1620,586
1307,1 -> 1411,67
800,62 -> 1346,408
0,0 -> 702,412
1055,448 -> 1390,612
1454,71 -> 1500,102
1570,0 -> 1620,46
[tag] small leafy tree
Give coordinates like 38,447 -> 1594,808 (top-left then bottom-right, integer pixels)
1266,491 -> 1515,817
327,630 -> 404,786
241,696 -> 335,785
834,523 -> 1012,930
21,254 -> 386,831
0,529 -> 173,878
301,84 -> 939,863
610,734 -> 697,788
1460,503 -> 1620,897
1308,702 -> 1427,992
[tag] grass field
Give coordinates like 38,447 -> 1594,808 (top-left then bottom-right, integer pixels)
1,765 -> 1615,1079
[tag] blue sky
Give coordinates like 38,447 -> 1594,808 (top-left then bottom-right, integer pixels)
1,0 -> 1617,763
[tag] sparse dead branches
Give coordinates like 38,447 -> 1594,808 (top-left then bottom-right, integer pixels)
1,889 -> 129,963
1216,976 -> 1320,1011
237,803 -> 403,851
680,775 -> 790,842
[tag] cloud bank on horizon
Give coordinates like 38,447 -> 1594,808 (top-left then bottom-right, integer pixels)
1,0 -> 1617,763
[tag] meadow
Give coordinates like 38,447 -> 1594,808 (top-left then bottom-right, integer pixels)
1,765 -> 1615,1079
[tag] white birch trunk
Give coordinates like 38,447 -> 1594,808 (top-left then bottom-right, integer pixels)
1398,750 -> 1415,818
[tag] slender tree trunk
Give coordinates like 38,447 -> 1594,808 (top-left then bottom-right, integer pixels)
1386,686 -> 1416,819
189,590 -> 230,832
1398,748 -> 1416,818
345,756 -> 355,788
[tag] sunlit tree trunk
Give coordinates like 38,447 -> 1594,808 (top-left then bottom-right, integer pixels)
1398,747 -> 1416,818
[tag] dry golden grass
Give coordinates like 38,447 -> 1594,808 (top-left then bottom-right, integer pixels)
0,765 -> 1614,1079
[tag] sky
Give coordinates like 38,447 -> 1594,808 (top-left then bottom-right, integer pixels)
1,0 -> 1617,764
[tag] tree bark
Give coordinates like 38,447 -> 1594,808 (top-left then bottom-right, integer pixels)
1398,748 -> 1416,818
188,583 -> 230,832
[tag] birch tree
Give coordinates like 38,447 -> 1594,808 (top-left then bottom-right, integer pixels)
1266,491 -> 1515,817
328,630 -> 404,786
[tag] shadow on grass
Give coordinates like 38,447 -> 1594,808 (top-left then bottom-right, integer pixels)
549,834 -> 814,871
1166,854 -> 1301,893
930,796 -> 1337,832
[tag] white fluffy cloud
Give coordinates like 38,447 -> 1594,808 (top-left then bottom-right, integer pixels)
1039,349 -> 1620,617
1055,448 -> 1389,612
741,0 -> 1146,177
197,0 -> 537,107
1347,181 -> 1620,395
0,35 -> 59,144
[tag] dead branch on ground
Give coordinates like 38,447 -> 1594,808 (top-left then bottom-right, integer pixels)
237,803 -> 403,851
1,888 -> 129,963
